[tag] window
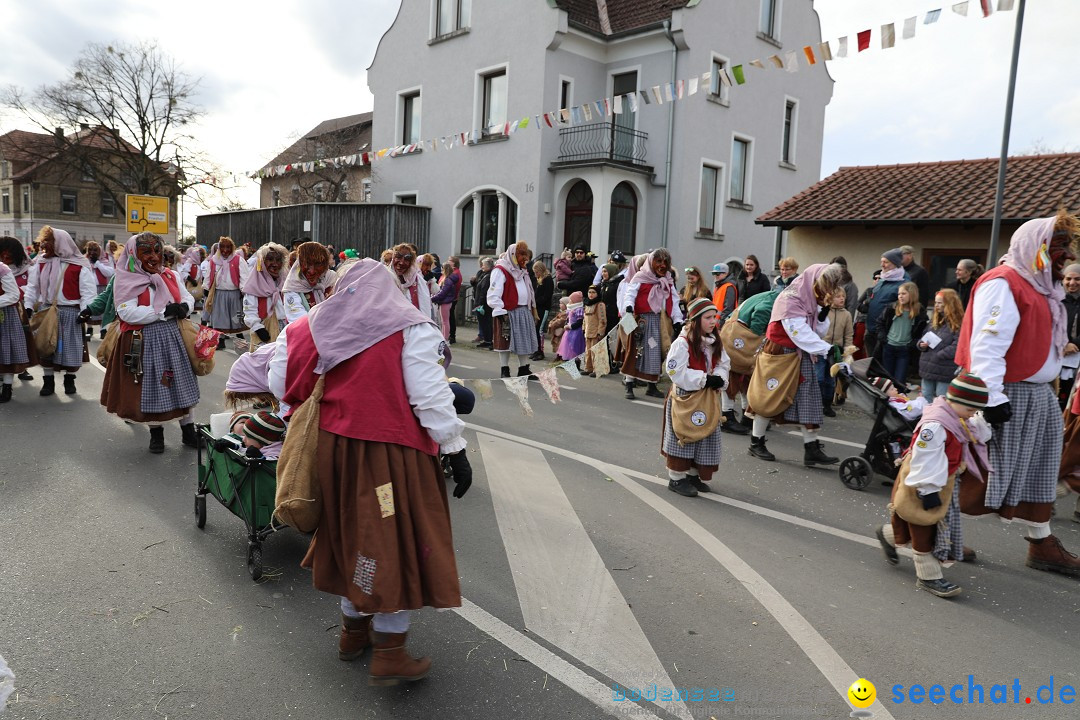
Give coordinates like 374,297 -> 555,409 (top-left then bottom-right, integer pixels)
272,188 -> 280,207
699,164 -> 722,234
397,194 -> 417,205
482,69 -> 508,133
103,234 -> 115,244
730,138 -> 751,204
22,186 -> 30,212
760,0 -> 779,38
560,80 -> 572,112
0,161 -> 8,179
61,189 -> 78,214
709,56 -> 730,103
361,178 -> 372,203
608,182 -> 637,255
460,190 -> 518,255
460,200 -> 475,255
1,190 -> 9,214
435,0 -> 471,37
401,91 -> 422,145
100,193 -> 115,217
781,99 -> 797,166
81,164 -> 95,182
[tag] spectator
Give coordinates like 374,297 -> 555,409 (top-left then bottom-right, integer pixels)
554,248 -> 573,285
431,261 -> 459,341
830,256 -> 859,318
531,260 -> 554,361
947,258 -> 982,309
774,257 -> 799,288
862,249 -> 908,358
1059,263 -> 1080,407
737,254 -> 771,301
471,257 -> 494,348
819,287 -> 853,417
592,249 -> 628,285
876,281 -> 927,383
557,245 -> 597,297
917,289 -> 963,403
899,245 -> 930,306
679,266 -> 711,317
447,256 -> 463,344
710,263 -> 738,329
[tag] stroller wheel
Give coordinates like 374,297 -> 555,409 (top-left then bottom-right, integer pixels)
195,494 -> 207,529
839,456 -> 873,491
247,542 -> 263,581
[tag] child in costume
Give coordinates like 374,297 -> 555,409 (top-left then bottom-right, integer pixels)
582,285 -> 607,376
869,376 -> 929,422
558,291 -> 585,366
548,296 -> 570,361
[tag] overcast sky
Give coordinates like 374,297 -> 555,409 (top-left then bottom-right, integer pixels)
2,0 -> 1077,232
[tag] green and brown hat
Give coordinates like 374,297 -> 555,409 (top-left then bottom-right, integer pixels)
947,372 -> 989,409
686,297 -> 716,323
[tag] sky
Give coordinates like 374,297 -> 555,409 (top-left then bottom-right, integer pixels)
2,0 -> 1077,234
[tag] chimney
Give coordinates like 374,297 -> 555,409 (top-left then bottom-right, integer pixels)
54,127 -> 63,139
80,123 -> 90,131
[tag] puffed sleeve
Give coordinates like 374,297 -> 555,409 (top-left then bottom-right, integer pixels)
95,260 -> 115,280
267,324 -> 291,416
664,337 -> 705,391
966,278 -> 1016,407
487,269 -> 507,316
282,292 -> 308,323
78,266 -> 97,309
175,271 -> 195,310
116,291 -> 165,325
23,264 -> 39,309
243,294 -> 264,331
904,421 -> 949,493
402,322 -> 467,454
0,271 -> 19,308
780,317 -> 832,356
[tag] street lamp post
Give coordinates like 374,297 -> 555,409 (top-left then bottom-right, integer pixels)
987,0 -> 1027,266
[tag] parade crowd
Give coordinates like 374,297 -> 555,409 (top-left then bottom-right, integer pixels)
2,210 -> 1079,684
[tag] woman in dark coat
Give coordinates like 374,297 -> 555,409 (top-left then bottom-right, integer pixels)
737,254 -> 772,301
531,260 -> 554,360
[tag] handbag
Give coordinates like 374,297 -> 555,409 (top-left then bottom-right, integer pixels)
28,281 -> 62,357
273,375 -> 326,532
669,388 -> 722,444
720,320 -> 764,375
746,346 -> 801,418
178,319 -> 219,376
890,454 -> 958,526
97,320 -> 121,366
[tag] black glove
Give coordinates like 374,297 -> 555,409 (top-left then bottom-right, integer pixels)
625,306 -> 634,315
920,491 -> 942,511
24,308 -> 33,321
446,450 -> 472,499
254,327 -> 272,343
704,374 -> 725,390
163,302 -> 188,319
672,322 -> 683,337
817,305 -> 830,322
78,308 -> 93,323
212,438 -> 235,452
983,402 -> 1012,427
245,445 -> 264,459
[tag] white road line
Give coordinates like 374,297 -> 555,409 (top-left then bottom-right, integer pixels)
453,598 -> 663,720
631,400 -> 664,409
478,435 -> 689,720
787,431 -> 865,450
451,363 -> 477,370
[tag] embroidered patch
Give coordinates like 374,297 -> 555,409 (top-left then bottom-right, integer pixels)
733,338 -> 745,349
766,377 -> 780,391
980,329 -> 999,335
916,440 -> 928,448
668,368 -> 677,377
990,305 -> 1001,317
647,337 -> 658,349
667,359 -> 678,369
987,319 -> 997,326
375,482 -> 395,518
352,553 -> 377,595
920,428 -> 935,442
791,330 -> 799,336
690,410 -> 707,427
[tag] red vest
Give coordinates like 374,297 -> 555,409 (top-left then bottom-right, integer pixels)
955,265 -> 1052,382
94,266 -> 109,286
208,254 -> 241,288
765,320 -> 797,349
61,264 -> 83,301
282,317 -> 439,456
496,266 -> 519,309
686,341 -> 715,373
634,285 -> 673,316
188,264 -> 199,281
119,271 -> 181,332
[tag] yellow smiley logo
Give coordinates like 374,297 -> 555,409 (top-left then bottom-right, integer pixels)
848,678 -> 876,709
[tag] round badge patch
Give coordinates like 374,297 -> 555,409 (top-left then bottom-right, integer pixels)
667,359 -> 678,369
766,377 -> 780,391
990,305 -> 1001,317
690,411 -> 707,426
919,428 -> 934,442
733,338 -> 745,349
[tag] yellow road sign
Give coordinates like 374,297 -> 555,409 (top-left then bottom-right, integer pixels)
126,194 -> 170,234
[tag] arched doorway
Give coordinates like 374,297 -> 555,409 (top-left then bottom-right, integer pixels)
563,181 -> 593,251
607,181 -> 637,256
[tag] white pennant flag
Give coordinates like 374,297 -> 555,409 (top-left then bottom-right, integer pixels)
837,36 -> 849,57
997,0 -> 1015,9
903,16 -> 917,39
612,94 -> 623,114
627,92 -> 639,112
819,41 -> 833,61
502,377 -> 534,416
688,77 -> 699,96
952,2 -> 969,16
881,23 -> 896,48
784,50 -> 798,72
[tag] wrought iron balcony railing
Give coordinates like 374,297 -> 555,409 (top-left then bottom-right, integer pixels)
556,122 -> 648,166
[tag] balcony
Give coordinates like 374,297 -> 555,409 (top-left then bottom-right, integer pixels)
552,122 -> 651,173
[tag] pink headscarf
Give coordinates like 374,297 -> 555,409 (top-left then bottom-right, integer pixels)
225,341 -> 276,395
307,258 -> 433,374
241,243 -> 286,298
281,263 -> 335,295
493,242 -> 535,308
113,235 -> 178,314
0,262 -> 10,280
770,263 -> 831,323
626,250 -> 674,314
1000,216 -> 1068,353
35,228 -> 91,302
182,246 -> 202,266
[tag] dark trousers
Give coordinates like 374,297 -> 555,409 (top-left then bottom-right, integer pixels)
479,308 -> 493,343
881,343 -> 910,383
449,300 -> 458,342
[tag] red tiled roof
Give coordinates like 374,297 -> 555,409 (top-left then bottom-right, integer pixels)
758,154 -> 1080,227
554,0 -> 691,36
261,113 -> 373,171
1,126 -> 145,180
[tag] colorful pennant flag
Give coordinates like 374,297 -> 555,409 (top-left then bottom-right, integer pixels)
819,41 -> 833,61
980,0 -> 993,16
472,379 -> 493,400
501,377 -> 533,416
768,55 -> 784,69
675,80 -> 684,99
593,100 -> 604,117
651,86 -> 664,104
536,369 -> 562,404
717,68 -> 731,88
627,93 -> 639,112
687,77 -> 698,96
803,46 -> 816,65
639,89 -> 652,105
589,341 -> 611,378
582,103 -> 593,121
998,0 -> 1015,9
881,23 -> 896,48
925,9 -> 942,23
952,2 -> 969,16
857,30 -> 871,52
559,360 -> 582,380
664,83 -> 674,102
732,65 -> 746,85
785,50 -> 798,72
750,59 -> 766,69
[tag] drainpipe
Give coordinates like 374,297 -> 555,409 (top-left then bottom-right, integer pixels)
660,20 -> 677,249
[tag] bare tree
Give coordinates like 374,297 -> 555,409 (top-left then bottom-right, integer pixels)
1,40 -> 231,208
262,116 -> 371,204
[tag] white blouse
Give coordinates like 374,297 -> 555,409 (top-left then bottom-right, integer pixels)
243,293 -> 287,332
115,269 -> 196,325
664,335 -> 730,392
0,272 -> 20,308
23,263 -> 97,310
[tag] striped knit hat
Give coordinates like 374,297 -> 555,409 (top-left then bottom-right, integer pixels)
869,376 -> 894,395
947,371 -> 989,409
687,297 -> 716,322
243,411 -> 287,445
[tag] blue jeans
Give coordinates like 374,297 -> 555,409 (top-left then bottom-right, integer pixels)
881,343 -> 909,383
816,355 -> 835,406
922,378 -> 951,403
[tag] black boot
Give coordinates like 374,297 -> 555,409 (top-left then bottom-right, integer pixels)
624,381 -> 635,400
721,410 -> 749,435
645,382 -> 664,399
181,423 -> 201,449
689,476 -> 711,493
217,336 -> 227,350
529,350 -> 545,362
63,374 -> 77,395
0,384 -> 11,403
517,364 -> 532,378
500,366 -> 511,379
39,375 -> 55,397
18,370 -> 33,381
740,412 -> 753,429
822,400 -> 836,418
748,435 -> 775,461
804,440 -> 839,467
668,476 -> 698,497
149,426 -> 165,454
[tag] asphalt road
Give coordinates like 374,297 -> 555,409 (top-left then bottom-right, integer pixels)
3,332 -> 1080,720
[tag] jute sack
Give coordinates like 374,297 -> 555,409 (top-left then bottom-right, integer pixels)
249,313 -> 280,352
720,320 -> 763,375
273,375 -> 325,532
178,319 -> 217,376
746,347 -> 801,418
28,283 -> 62,357
670,388 -> 722,445
185,277 -> 204,303
890,455 -> 959,526
96,320 -> 121,366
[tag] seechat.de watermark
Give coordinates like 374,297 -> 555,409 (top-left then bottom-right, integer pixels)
613,683 -> 736,703
891,675 -> 1076,706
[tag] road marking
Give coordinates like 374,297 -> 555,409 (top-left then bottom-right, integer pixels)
451,363 -> 477,370
631,400 -> 664,409
787,431 -> 865,450
478,435 -> 688,719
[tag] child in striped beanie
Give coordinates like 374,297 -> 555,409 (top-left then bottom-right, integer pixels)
870,375 -> 928,422
242,411 -> 287,459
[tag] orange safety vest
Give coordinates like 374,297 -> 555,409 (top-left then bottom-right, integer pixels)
712,282 -> 738,312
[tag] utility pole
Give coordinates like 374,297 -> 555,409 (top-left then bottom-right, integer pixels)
987,0 -> 1027,266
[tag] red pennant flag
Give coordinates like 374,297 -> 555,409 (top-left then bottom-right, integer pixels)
980,0 -> 993,16
857,30 -> 871,52
803,46 -> 816,65
543,113 -> 553,128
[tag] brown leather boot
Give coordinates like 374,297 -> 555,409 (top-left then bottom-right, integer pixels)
338,614 -> 372,661
1025,535 -> 1080,576
368,631 -> 431,686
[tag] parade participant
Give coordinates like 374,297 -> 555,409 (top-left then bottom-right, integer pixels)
105,239 -> 121,263
558,291 -> 585,367
917,289 -> 963,402
746,263 -> 845,466
679,266 -> 710,318
242,242 -> 287,351
661,297 -> 731,497
531,261 -> 554,361
874,372 -> 991,598
737,254 -> 772,301
710,263 -> 738,328
819,287 -> 853,417
239,410 -> 286,460
271,258 -> 471,685
0,260 -> 33,402
23,226 -> 95,396
179,246 -> 203,297
0,237 -> 37,381
224,340 -> 280,413
79,276 -> 116,341
582,285 -> 607,377
198,243 -> 214,322
876,281 -> 927,383
100,233 -> 200,453
387,244 -> 435,325
720,287 -> 781,435
84,241 -> 115,296
955,211 -> 1080,576
862,249 -> 908,358
618,248 -> 683,400
282,241 -> 335,324
431,260 -> 459,340
162,244 -> 180,271
203,236 -> 250,346
774,257 -> 799,289
869,376 -> 928,422
487,241 -> 539,378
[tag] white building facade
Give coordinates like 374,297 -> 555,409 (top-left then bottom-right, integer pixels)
367,0 -> 833,275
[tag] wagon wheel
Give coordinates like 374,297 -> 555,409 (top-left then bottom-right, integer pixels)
839,456 -> 873,491
247,542 -> 263,581
194,494 -> 207,529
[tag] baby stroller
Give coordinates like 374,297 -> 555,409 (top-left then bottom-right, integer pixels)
833,357 -> 916,491
195,425 -> 283,580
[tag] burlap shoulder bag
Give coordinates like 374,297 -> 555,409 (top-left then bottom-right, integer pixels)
203,281 -> 217,315
746,347 -> 801,418
273,374 -> 326,532
178,319 -> 216,376
185,276 -> 204,303
29,280 -> 62,357
659,310 -> 674,355
670,388 -> 722,444
720,320 -> 764,375
96,320 -> 121,366
890,454 -> 959,526
248,313 -> 280,352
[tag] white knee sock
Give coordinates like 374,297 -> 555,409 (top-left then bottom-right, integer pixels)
517,354 -> 529,367
498,351 -> 510,368
737,392 -> 748,413
913,551 -> 943,581
1026,522 -> 1051,540
686,468 -> 699,478
752,416 -> 770,437
2,374 -> 12,384
43,368 -> 54,377
721,393 -> 734,412
881,523 -> 897,547
802,427 -> 818,443
372,610 -> 411,634
668,469 -> 686,482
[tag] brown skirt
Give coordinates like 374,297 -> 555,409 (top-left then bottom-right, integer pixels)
99,330 -> 191,423
889,479 -> 937,553
301,432 -> 461,614
1060,407 -> 1080,494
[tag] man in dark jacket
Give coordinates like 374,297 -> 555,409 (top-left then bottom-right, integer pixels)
557,245 -> 597,296
900,245 -> 930,307
471,257 -> 494,348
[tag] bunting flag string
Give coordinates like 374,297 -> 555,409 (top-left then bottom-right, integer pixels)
245,1 -> 1013,180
